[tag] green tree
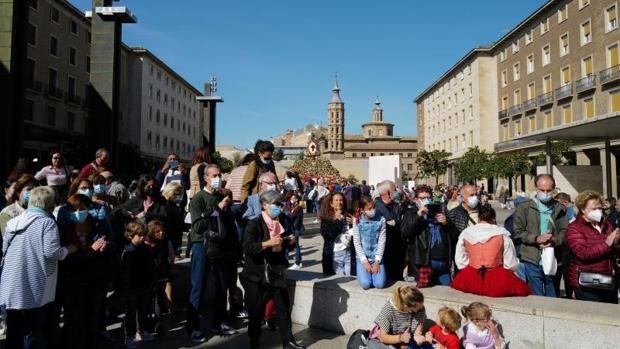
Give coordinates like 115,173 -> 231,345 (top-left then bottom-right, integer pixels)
273,148 -> 285,161
489,151 -> 531,195
415,149 -> 452,184
530,140 -> 574,175
232,152 -> 243,167
295,152 -> 305,161
454,146 -> 491,183
212,151 -> 234,173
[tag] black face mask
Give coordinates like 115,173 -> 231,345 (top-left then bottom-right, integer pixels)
144,187 -> 156,197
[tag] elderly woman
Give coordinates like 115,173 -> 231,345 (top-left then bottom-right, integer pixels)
567,190 -> 620,303
0,174 -> 38,235
34,150 -> 71,203
240,190 -> 305,349
0,186 -> 78,349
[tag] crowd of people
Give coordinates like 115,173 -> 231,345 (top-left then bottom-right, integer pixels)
0,141 -> 619,349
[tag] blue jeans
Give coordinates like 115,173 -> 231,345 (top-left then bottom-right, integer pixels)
430,259 -> 452,286
356,258 -> 386,289
333,249 -> 351,275
286,229 -> 302,265
188,242 -> 211,331
522,261 -> 557,297
231,202 -> 245,242
314,200 -> 321,215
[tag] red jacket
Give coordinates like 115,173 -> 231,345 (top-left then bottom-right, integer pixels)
566,215 -> 619,289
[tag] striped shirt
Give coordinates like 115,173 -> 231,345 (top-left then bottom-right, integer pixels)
226,165 -> 249,202
374,300 -> 426,335
0,209 -> 68,310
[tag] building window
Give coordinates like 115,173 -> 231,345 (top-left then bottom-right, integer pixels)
584,97 -> 594,118
527,82 -> 536,99
544,110 -> 553,128
67,76 -> 75,97
148,84 -> 153,98
148,105 -> 152,121
171,117 -> 175,129
163,137 -> 168,149
156,89 -> 161,102
86,56 -> 90,73
559,33 -> 569,56
67,112 -> 74,131
69,47 -> 76,65
581,20 -> 592,45
582,55 -> 593,76
540,18 -> 550,35
607,44 -> 619,68
469,105 -> 473,120
606,4 -> 618,32
70,20 -> 78,35
562,104 -> 572,123
87,30 -> 91,44
502,96 -> 508,110
156,134 -> 160,151
611,90 -> 620,112
501,123 -> 509,141
525,29 -> 534,45
361,153 -> 366,157
25,58 -> 35,86
513,63 -> 520,81
526,54 -> 534,74
147,130 -> 152,147
47,105 -> 56,126
48,67 -> 57,90
579,0 -> 590,10
514,119 -> 522,137
29,0 -> 38,10
501,70 -> 507,87
499,49 -> 507,62
513,89 -> 521,105
512,40 -> 519,53
50,6 -> 59,23
543,75 -> 552,93
156,110 -> 160,124
49,36 -> 58,56
529,115 -> 536,132
164,113 -> 168,126
352,153 -> 357,158
558,4 -> 568,23
561,66 -> 571,85
24,99 -> 34,121
542,44 -> 551,65
27,23 -> 36,46
469,131 -> 474,146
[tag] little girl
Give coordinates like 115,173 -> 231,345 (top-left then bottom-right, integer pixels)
145,219 -> 176,333
415,307 -> 461,349
352,196 -> 387,289
460,302 -> 506,349
368,286 -> 427,349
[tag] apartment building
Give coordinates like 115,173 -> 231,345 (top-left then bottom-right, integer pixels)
119,47 -> 203,161
21,0 -> 92,157
495,0 -> 620,197
414,48 -> 498,184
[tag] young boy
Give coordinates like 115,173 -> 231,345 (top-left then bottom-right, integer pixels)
121,220 -> 156,348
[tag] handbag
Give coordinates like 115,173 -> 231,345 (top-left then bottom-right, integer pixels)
206,211 -> 226,241
541,247 -> 557,276
578,271 -> 616,291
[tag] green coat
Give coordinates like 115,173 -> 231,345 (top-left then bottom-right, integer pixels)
189,189 -> 219,243
513,199 -> 568,265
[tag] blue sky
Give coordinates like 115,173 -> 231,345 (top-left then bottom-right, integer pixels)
72,0 -> 545,149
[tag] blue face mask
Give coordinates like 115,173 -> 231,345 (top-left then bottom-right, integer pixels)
94,184 -> 106,195
78,188 -> 93,199
536,192 -> 552,203
210,177 -> 221,190
21,190 -> 31,205
261,157 -> 272,165
269,204 -> 282,218
421,198 -> 432,207
70,210 -> 89,223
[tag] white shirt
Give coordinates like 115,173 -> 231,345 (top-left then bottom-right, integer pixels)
454,223 -> 519,271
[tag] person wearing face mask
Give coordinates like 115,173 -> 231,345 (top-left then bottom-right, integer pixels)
513,174 -> 568,297
400,185 -> 456,288
374,180 -> 405,281
52,194 -> 109,349
240,190 -> 304,349
0,174 -> 37,235
566,190 -> 620,303
240,140 -> 278,203
160,182 -> 186,256
185,164 -> 227,342
447,184 -> 480,240
242,172 -> 279,223
352,196 -> 387,289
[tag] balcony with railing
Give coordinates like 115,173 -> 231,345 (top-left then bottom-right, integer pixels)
523,98 -> 537,111
508,104 -> 523,116
575,75 -> 597,93
554,83 -> 573,100
498,109 -> 508,119
537,92 -> 553,107
45,84 -> 64,100
599,65 -> 620,85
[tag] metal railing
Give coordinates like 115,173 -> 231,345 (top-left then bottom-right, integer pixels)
508,104 -> 523,116
599,65 -> 620,84
498,109 -> 508,119
523,98 -> 537,111
554,83 -> 573,100
575,75 -> 596,93
537,92 -> 553,106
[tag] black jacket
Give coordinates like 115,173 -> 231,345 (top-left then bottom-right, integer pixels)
400,205 -> 457,277
446,204 -> 473,238
240,215 -> 291,288
320,217 -> 356,276
205,207 -> 242,261
121,243 -> 155,295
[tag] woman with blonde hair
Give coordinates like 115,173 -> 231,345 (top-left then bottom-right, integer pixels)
161,181 -> 186,255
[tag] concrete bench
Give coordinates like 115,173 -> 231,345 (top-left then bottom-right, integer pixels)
287,275 -> 620,349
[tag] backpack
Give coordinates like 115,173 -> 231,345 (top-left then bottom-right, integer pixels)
346,329 -> 369,349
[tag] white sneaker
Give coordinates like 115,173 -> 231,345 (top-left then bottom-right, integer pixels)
288,263 -> 302,270
135,330 -> 155,342
312,219 -> 319,223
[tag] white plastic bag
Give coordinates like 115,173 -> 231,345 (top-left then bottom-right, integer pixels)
541,247 -> 557,276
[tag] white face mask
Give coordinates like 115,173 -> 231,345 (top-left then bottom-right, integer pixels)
365,209 -> 376,218
585,209 -> 603,223
467,196 -> 479,209
266,184 -> 276,191
210,177 -> 221,189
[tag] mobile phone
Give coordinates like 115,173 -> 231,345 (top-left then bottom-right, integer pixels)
426,203 -> 442,218
169,160 -> 179,169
